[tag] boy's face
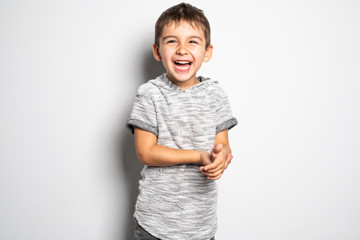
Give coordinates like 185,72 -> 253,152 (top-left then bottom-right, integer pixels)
153,20 -> 213,89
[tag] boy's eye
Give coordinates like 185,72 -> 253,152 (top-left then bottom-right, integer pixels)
167,40 -> 176,44
189,40 -> 198,44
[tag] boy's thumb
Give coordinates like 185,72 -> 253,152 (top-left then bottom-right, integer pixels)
213,144 -> 223,154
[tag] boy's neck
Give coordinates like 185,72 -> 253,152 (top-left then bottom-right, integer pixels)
166,74 -> 200,91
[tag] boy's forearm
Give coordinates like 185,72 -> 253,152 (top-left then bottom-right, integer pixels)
214,129 -> 232,157
134,127 -> 202,166
142,144 -> 202,166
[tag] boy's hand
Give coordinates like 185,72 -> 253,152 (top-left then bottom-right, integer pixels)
199,151 -> 212,167
199,144 -> 233,180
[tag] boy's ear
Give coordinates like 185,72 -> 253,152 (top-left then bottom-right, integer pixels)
153,44 -> 162,61
203,44 -> 213,63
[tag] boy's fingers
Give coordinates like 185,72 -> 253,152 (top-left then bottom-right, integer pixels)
204,162 -> 224,173
224,161 -> 230,170
224,153 -> 233,169
226,153 -> 233,162
204,159 -> 226,173
204,169 -> 224,178
208,173 -> 223,180
204,158 -> 221,171
203,153 -> 232,177
202,168 -> 222,179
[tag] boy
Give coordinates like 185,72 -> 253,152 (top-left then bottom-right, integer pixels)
126,3 -> 237,240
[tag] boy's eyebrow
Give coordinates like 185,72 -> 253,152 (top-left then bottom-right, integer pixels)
188,36 -> 203,41
162,35 -> 203,41
162,35 -> 176,41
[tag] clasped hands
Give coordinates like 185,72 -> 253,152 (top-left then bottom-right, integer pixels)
199,144 -> 233,180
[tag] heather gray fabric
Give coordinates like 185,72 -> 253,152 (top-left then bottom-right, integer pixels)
126,74 -> 237,240
135,221 -> 215,240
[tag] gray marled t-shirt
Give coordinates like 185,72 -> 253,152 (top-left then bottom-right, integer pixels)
126,74 -> 237,240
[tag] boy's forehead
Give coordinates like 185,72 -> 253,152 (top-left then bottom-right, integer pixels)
161,20 -> 205,37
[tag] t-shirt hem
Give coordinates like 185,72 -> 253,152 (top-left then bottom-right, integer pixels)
134,214 -> 217,240
134,215 -> 165,240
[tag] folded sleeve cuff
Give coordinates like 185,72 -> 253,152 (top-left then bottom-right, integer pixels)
126,119 -> 158,136
216,117 -> 238,134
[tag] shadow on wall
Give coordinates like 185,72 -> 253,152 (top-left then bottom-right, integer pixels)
119,50 -> 164,240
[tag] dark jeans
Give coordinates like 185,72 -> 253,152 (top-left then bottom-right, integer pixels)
134,222 -> 215,240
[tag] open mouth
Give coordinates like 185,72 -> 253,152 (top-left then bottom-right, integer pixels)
174,60 -> 192,71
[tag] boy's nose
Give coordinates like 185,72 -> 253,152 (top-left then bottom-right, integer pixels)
176,44 -> 188,55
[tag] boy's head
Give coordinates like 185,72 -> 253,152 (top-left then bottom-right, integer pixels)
153,3 -> 213,89
155,3 -> 211,49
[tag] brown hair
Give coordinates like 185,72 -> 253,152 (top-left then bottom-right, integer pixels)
155,3 -> 211,48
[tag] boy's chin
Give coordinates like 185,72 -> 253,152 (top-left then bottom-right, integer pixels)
167,73 -> 196,83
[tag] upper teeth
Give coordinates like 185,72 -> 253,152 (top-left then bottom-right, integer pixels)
175,61 -> 190,64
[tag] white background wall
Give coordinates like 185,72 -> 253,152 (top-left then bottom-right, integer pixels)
1,0 -> 359,239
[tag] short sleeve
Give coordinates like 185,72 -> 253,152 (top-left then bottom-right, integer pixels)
126,84 -> 158,136
215,87 -> 238,134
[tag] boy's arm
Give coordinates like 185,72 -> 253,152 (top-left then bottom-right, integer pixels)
134,127 -> 211,166
200,129 -> 233,180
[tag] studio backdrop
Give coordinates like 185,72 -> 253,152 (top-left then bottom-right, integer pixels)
0,0 -> 359,239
